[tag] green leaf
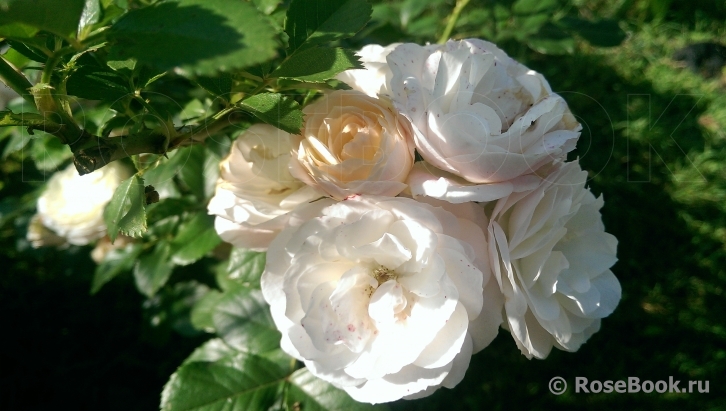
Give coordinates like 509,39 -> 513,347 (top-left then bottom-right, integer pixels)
146,197 -> 195,224
107,0 -> 279,75
137,65 -> 168,88
78,0 -> 102,37
90,243 -> 143,294
515,13 -> 550,38
0,22 -> 38,39
213,286 -> 281,354
6,40 -> 47,63
29,132 -> 72,171
190,289 -> 224,332
527,23 -> 575,55
512,0 -> 558,15
147,213 -> 181,239
97,0 -> 125,25
399,0 -> 430,27
204,134 -> 231,160
171,213 -> 222,266
66,65 -> 132,102
195,74 -> 233,99
134,241 -> 174,297
106,47 -> 137,73
183,338 -> 239,364
557,17 -> 627,48
145,281 -> 210,337
284,0 -> 372,53
252,0 -> 280,15
160,350 -> 286,411
221,248 -> 266,290
176,144 -> 207,200
202,150 -> 220,199
0,0 -> 86,38
186,339 -> 298,372
141,151 -> 185,190
143,144 -> 216,200
405,14 -> 439,38
103,174 -> 147,243
98,114 -> 131,137
271,47 -> 363,83
1,129 -> 31,159
238,93 -> 303,134
287,368 -> 388,411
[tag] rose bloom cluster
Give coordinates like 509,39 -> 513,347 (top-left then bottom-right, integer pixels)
208,38 -> 621,404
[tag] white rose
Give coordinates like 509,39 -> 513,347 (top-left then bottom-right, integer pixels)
289,90 -> 416,200
36,161 -> 131,245
261,195 -> 503,403
26,214 -> 66,248
336,43 -> 399,97
207,124 -> 322,251
386,39 -> 581,202
487,160 -> 620,359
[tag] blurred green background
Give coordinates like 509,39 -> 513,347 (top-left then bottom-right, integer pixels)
1,0 -> 725,409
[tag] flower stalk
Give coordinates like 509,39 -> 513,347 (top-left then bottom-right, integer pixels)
438,0 -> 472,44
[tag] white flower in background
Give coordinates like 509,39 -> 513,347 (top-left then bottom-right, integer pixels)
487,160 -> 620,359
336,43 -> 399,97
26,214 -> 67,248
387,39 -> 582,203
35,161 -> 131,246
262,195 -> 503,403
289,90 -> 416,200
208,124 -> 321,251
90,234 -> 134,263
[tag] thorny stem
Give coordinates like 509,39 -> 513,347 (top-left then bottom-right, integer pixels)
70,110 -> 247,175
0,56 -> 35,105
40,46 -> 75,84
438,0 -> 472,44
249,78 -> 274,96
3,31 -> 250,176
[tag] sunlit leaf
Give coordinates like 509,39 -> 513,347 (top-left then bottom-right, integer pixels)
104,174 -> 147,242
0,0 -> 85,38
170,212 -> 221,266
107,0 -> 279,75
213,286 -> 281,354
238,93 -> 304,134
271,47 -> 363,83
160,350 -> 287,411
285,0 -> 372,53
190,289 -> 224,332
287,368 -> 388,411
220,248 -> 266,290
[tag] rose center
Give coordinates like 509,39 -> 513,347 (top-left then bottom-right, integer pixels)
372,266 -> 397,285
